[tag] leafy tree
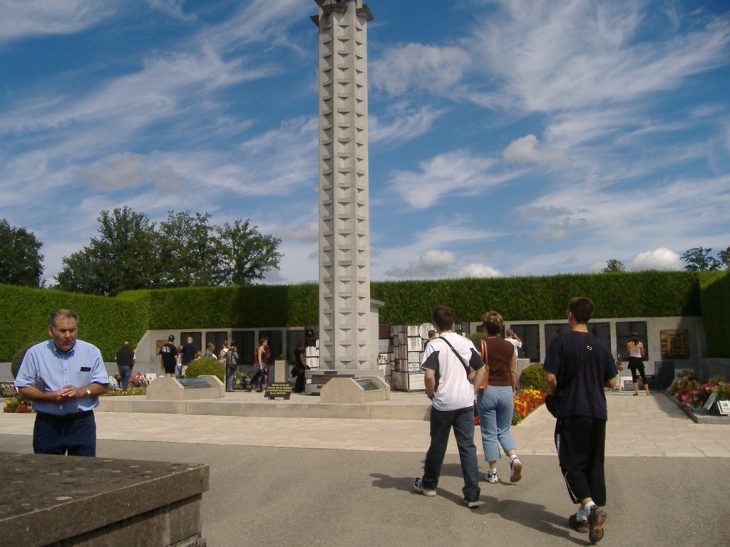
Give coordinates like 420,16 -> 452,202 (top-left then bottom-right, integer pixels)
718,246 -> 730,269
218,219 -> 282,285
56,207 -> 161,296
681,247 -> 722,271
56,207 -> 282,295
601,259 -> 626,273
0,219 -> 44,287
158,211 -> 223,287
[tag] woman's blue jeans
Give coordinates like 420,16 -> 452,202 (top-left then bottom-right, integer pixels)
477,385 -> 516,462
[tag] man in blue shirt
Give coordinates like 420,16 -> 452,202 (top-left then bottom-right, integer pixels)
14,309 -> 109,457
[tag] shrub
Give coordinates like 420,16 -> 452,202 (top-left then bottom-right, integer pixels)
519,363 -> 548,392
185,357 -> 224,383
466,333 -> 485,347
11,342 -> 40,379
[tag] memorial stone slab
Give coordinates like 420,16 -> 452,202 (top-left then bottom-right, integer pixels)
0,451 -> 209,547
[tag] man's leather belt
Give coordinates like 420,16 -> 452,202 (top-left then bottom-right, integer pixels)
37,410 -> 93,421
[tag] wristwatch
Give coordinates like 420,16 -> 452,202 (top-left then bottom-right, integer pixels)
85,387 -> 92,397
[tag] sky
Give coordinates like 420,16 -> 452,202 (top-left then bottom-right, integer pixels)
1,0 -> 729,285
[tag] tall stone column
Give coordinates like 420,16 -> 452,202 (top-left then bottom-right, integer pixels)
312,0 -> 373,370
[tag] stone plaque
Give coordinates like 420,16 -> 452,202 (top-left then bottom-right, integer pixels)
265,382 -> 292,400
660,329 -> 689,359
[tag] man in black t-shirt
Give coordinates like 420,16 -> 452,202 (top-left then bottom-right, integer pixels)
544,297 -> 616,545
180,337 -> 196,378
158,335 -> 179,377
115,341 -> 136,390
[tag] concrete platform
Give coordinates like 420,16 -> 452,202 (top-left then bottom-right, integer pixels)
98,389 -> 432,420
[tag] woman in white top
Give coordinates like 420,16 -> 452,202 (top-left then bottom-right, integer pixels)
626,333 -> 650,396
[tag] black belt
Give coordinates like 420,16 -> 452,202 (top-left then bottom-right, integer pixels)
37,410 -> 93,422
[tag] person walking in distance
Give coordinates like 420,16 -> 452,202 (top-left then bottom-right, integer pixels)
115,340 -> 136,391
543,297 -> 617,544
159,335 -> 178,378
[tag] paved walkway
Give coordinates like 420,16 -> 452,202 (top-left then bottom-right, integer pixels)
1,391 -> 728,458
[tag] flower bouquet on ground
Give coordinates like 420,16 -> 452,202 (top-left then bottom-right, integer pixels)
669,370 -> 728,411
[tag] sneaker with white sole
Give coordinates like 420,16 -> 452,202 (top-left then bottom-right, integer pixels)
485,471 -> 499,483
413,477 -> 436,497
509,457 -> 522,483
464,499 -> 483,509
588,506 -> 606,544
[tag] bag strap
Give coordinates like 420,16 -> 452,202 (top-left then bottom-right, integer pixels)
438,335 -> 470,375
557,336 -> 594,395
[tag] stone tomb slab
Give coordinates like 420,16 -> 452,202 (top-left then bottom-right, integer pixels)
0,451 -> 209,547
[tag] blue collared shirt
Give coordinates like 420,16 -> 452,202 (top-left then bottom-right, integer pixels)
15,339 -> 109,416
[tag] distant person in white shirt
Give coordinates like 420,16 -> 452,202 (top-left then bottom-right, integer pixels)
505,329 -> 522,358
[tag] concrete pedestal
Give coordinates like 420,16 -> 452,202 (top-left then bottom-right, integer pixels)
0,452 -> 209,547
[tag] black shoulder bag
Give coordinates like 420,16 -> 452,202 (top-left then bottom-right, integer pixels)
545,337 -> 594,418
438,335 -> 471,375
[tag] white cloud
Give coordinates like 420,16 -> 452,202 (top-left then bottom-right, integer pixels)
455,263 -> 502,278
384,249 -> 456,278
503,134 -> 570,165
370,106 -> 444,146
390,150 -> 518,209
628,248 -> 683,271
277,222 -> 318,242
76,153 -> 147,191
0,0 -> 118,43
370,43 -> 471,96
145,0 -> 195,21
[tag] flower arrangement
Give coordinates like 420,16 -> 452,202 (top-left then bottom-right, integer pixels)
3,397 -> 32,413
512,388 -> 547,425
103,387 -> 146,396
668,370 -> 728,411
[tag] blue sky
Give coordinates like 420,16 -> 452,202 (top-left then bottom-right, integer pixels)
1,0 -> 729,285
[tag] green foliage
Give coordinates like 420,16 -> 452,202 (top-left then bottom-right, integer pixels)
466,333 -> 485,347
698,271 -> 730,357
185,357 -> 225,383
0,284 -> 149,361
371,271 -> 702,323
56,207 -> 282,296
11,343 -> 39,379
601,259 -> 626,273
0,219 -> 44,288
519,363 -> 548,391
682,247 -> 723,271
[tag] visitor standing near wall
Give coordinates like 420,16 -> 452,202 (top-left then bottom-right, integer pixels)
292,341 -> 308,393
14,309 -> 110,457
413,306 -> 486,508
180,337 -> 196,379
225,341 -> 239,393
115,341 -> 136,391
250,338 -> 269,392
218,340 -> 228,364
204,342 -> 216,358
543,297 -> 617,544
159,335 -> 178,377
476,312 -> 522,484
505,328 -> 522,358
626,333 -> 650,396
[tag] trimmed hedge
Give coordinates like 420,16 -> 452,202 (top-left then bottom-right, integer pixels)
698,271 -> 730,358
185,357 -> 225,383
0,284 -> 149,362
3,269 -> 726,361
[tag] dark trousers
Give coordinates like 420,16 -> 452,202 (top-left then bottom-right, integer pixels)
555,416 -> 606,506
422,406 -> 481,502
33,411 -> 97,457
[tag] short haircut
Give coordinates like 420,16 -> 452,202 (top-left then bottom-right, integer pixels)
432,306 -> 455,331
296,341 -> 304,348
481,311 -> 503,336
230,341 -> 237,348
506,328 -> 514,336
568,297 -> 594,324
49,309 -> 78,328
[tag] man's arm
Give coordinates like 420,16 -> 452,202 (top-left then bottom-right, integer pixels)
604,376 -> 616,389
424,369 -> 436,399
471,366 -> 486,395
544,372 -> 557,395
18,382 -> 108,402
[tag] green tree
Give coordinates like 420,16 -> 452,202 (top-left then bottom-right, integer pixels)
0,219 -> 44,287
218,219 -> 282,285
602,259 -> 626,273
56,207 -> 161,296
681,247 -> 722,271
158,211 -> 223,287
718,246 -> 730,269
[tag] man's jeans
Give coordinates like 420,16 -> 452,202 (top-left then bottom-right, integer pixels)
118,365 -> 132,391
422,406 -> 481,503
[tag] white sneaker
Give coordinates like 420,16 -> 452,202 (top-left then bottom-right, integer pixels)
413,477 -> 436,497
485,471 -> 499,484
464,499 -> 483,508
510,457 -> 522,483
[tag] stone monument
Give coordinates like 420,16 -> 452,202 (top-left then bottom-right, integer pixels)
311,0 -> 377,374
